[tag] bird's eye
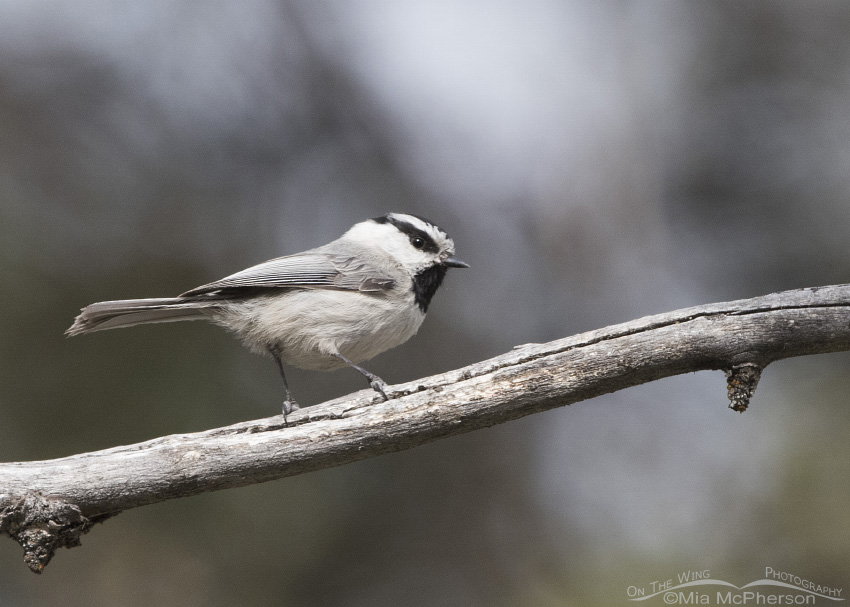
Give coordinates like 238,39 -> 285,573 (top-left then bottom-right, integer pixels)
411,237 -> 425,249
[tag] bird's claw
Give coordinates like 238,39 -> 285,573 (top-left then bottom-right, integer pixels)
282,399 -> 301,425
282,399 -> 301,415
370,379 -> 388,401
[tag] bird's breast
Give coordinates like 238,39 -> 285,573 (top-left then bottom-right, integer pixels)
214,288 -> 425,371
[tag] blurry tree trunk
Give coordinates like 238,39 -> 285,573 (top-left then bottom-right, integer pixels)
3,284 -> 850,573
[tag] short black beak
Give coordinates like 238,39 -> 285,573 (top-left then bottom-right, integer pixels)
443,256 -> 470,268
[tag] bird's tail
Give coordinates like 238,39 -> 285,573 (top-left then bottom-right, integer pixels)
66,297 -> 217,336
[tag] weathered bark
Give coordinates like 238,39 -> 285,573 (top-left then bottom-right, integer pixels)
3,284 -> 850,573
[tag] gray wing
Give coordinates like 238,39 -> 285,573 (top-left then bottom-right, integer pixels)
180,252 -> 396,297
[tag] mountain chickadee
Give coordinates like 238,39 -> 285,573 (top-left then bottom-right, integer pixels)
67,213 -> 468,417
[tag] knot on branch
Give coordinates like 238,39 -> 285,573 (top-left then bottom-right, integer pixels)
0,494 -> 111,574
725,363 -> 763,413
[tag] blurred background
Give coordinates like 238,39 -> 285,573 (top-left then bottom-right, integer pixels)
2,1 -> 849,605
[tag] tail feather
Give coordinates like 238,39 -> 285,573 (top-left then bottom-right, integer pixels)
66,298 -> 215,336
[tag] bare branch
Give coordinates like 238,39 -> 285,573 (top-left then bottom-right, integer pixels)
3,284 -> 850,572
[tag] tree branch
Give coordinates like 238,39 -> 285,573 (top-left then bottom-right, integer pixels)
4,284 -> 850,573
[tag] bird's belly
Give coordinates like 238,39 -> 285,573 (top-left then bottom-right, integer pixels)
213,289 -> 425,371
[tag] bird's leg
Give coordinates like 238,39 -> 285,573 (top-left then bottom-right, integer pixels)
269,347 -> 300,420
333,353 -> 388,401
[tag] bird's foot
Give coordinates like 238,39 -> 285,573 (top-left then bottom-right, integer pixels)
330,352 -> 390,402
282,399 -> 301,425
369,378 -> 388,401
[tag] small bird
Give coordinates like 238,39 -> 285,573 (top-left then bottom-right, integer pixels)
67,213 -> 468,417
